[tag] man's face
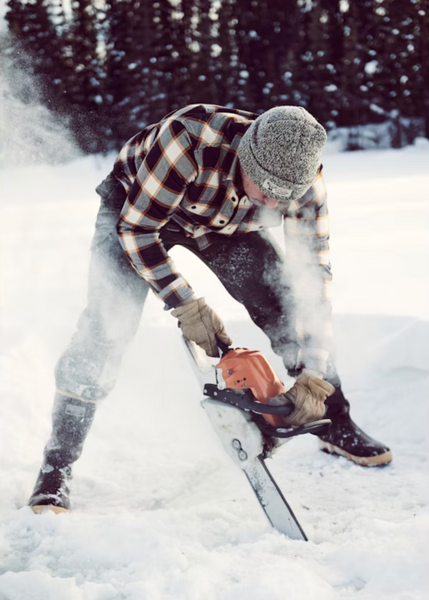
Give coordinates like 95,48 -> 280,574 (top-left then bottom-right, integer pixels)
239,167 -> 279,209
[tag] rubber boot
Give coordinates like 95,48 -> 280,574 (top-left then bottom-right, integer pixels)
318,387 -> 393,467
29,394 -> 96,513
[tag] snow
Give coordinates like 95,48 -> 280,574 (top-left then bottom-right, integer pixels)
1,140 -> 429,599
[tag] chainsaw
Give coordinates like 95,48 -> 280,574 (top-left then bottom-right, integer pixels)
182,335 -> 331,541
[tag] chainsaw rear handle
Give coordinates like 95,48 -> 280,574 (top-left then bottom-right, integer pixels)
253,414 -> 332,439
203,384 -> 294,417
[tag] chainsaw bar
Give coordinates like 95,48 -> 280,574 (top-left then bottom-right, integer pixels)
201,398 -> 307,541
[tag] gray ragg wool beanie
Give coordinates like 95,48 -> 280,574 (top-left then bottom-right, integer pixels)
237,106 -> 327,203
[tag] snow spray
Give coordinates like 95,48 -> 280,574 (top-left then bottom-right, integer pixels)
0,41 -> 80,167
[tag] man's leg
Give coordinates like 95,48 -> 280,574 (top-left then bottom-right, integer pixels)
181,230 -> 392,467
29,175 -> 151,512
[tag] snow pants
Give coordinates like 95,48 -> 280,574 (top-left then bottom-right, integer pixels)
55,173 -> 343,403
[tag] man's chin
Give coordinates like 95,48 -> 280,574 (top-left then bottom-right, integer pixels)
263,198 -> 279,209
249,197 -> 279,209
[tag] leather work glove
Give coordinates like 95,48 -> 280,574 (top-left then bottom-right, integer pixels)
171,298 -> 232,357
268,373 -> 335,426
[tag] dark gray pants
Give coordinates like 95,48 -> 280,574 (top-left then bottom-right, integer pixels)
55,173 -> 341,403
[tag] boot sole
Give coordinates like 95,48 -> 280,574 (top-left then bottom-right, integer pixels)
318,440 -> 393,466
31,505 -> 69,515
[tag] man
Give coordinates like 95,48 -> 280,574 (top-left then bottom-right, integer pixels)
29,104 -> 392,514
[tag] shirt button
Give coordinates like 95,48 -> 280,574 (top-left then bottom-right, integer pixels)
219,220 -> 225,224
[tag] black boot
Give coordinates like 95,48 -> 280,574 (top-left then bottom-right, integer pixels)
318,387 -> 392,467
29,394 -> 96,513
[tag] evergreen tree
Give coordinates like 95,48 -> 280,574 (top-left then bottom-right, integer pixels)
192,0 -> 219,103
214,0 -> 243,106
417,0 -> 429,138
64,0 -> 104,152
317,0 -> 347,128
294,1 -> 334,124
233,0 -> 301,112
5,0 -> 68,111
377,0 -> 428,124
104,0 -> 153,143
169,0 -> 196,109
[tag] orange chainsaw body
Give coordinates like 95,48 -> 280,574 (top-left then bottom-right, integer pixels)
217,348 -> 287,427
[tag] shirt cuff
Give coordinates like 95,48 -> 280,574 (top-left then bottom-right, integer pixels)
158,277 -> 195,309
302,368 -> 323,380
301,347 -> 330,379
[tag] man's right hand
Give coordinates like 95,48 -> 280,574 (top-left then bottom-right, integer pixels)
268,373 -> 335,426
171,298 -> 232,357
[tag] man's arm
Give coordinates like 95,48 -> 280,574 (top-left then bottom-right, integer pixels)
116,118 -> 198,308
283,170 -> 333,378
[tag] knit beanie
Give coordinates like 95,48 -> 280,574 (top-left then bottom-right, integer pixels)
237,106 -> 327,202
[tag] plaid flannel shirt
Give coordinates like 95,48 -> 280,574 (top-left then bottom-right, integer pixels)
113,104 -> 332,374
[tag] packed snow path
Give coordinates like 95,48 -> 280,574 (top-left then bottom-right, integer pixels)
1,143 -> 428,599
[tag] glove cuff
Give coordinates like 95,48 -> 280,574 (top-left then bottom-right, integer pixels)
171,297 -> 205,319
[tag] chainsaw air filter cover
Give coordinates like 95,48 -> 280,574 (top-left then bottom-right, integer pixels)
218,348 -> 285,402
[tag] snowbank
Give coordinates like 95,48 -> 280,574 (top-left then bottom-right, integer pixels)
1,141 -> 428,599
